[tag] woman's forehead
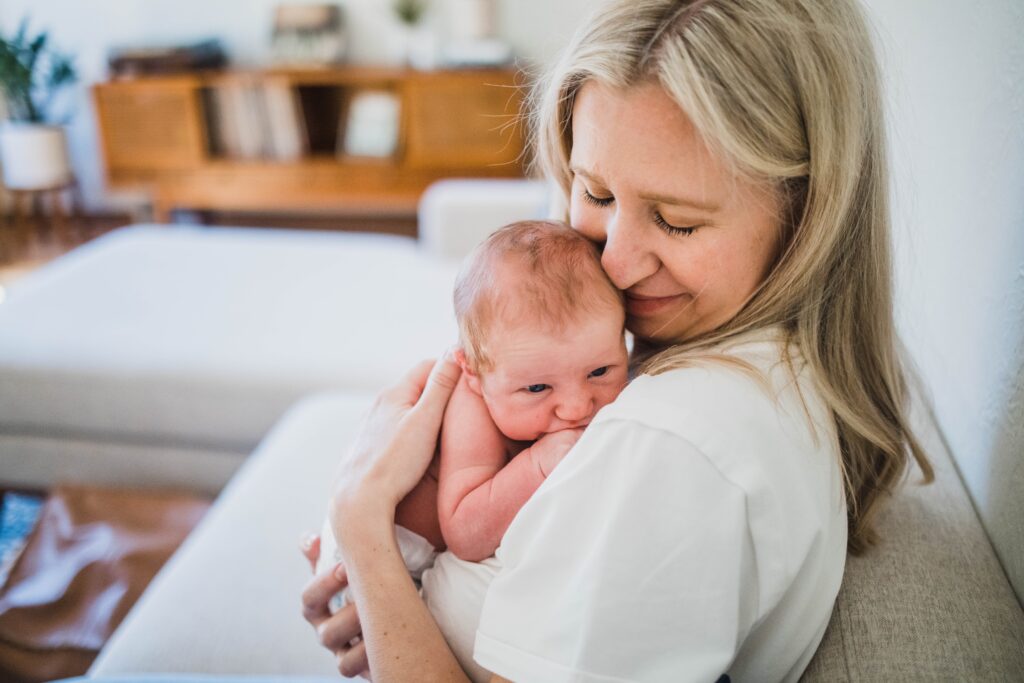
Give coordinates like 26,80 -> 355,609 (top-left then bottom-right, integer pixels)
570,80 -> 728,202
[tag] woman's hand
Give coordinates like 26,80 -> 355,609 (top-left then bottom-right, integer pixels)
299,534 -> 371,679
301,353 -> 464,681
329,352 -> 462,547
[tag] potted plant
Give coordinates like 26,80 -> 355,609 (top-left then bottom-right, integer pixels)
0,20 -> 77,190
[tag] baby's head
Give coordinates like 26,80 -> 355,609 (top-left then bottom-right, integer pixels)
454,220 -> 628,441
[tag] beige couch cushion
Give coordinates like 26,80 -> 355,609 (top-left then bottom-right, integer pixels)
89,392 -> 367,678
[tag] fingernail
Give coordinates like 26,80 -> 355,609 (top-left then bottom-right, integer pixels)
300,532 -> 315,550
334,563 -> 346,581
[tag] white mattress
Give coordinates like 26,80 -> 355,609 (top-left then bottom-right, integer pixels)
0,225 -> 459,461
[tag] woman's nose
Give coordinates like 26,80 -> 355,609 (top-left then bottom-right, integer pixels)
600,210 -> 660,289
555,389 -> 595,424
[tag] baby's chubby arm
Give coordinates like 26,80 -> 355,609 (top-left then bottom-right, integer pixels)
438,376 -> 582,562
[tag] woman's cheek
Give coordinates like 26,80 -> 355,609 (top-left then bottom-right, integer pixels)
569,200 -> 605,243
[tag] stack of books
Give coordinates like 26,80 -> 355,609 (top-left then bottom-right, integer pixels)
203,81 -> 309,161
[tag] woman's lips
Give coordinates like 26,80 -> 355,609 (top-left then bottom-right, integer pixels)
625,292 -> 688,317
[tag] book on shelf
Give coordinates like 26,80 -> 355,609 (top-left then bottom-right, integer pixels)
338,90 -> 401,160
204,81 -> 309,161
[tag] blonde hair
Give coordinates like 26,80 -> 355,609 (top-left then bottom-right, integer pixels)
454,220 -> 624,373
532,0 -> 933,554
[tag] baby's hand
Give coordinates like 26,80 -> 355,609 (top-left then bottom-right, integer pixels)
531,427 -> 586,477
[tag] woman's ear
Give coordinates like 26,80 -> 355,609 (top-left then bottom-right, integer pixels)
454,348 -> 484,396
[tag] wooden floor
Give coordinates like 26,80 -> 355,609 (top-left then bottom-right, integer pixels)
0,213 -> 133,291
0,214 -> 132,294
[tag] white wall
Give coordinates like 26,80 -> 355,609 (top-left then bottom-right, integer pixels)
3,0 -> 1021,598
863,0 -> 1024,601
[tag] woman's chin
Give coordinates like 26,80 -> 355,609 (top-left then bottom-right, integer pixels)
626,315 -> 697,346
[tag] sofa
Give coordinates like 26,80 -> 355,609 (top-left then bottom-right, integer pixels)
0,179 -> 548,495
1,179 -> 1020,681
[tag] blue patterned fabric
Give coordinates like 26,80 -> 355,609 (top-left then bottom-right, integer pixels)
0,492 -> 44,587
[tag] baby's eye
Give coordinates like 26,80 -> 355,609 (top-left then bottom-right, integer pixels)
589,366 -> 609,378
526,384 -> 549,394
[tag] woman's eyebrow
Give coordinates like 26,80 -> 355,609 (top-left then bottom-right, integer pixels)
570,164 -> 721,212
570,164 -> 606,186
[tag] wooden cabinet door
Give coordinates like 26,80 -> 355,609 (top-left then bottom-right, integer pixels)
402,70 -> 525,171
93,78 -> 206,178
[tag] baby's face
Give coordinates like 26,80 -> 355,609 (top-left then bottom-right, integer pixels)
473,307 -> 629,441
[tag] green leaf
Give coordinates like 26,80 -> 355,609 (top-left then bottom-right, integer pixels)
0,18 -> 76,122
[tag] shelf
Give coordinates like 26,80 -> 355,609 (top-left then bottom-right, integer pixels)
94,67 -> 527,222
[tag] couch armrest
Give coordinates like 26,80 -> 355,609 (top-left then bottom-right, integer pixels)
417,178 -> 551,261
88,391 -> 374,679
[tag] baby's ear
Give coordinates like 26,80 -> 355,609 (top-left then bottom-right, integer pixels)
454,348 -> 484,395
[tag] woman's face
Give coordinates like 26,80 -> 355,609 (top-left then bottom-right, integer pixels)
569,81 -> 782,344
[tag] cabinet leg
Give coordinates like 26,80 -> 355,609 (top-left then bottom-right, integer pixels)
51,189 -> 71,246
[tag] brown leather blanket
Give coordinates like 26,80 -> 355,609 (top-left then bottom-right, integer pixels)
0,485 -> 210,683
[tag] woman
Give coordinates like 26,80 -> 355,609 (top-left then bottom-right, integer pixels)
302,0 -> 933,680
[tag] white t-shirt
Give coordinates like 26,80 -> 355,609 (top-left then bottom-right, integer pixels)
422,330 -> 847,683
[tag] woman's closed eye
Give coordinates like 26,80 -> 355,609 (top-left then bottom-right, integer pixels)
581,187 -> 614,208
653,211 -> 698,237
582,186 -> 698,237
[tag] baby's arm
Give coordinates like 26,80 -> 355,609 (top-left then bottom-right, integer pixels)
438,377 -> 582,561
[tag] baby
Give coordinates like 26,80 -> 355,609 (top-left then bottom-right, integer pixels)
319,220 -> 628,608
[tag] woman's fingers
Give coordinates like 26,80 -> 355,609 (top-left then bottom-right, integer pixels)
318,602 -> 362,652
301,563 -> 347,626
388,358 -> 436,405
299,532 -> 320,573
338,638 -> 370,679
412,350 -> 462,425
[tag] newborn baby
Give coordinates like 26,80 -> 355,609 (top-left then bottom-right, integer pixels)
319,220 -> 628,612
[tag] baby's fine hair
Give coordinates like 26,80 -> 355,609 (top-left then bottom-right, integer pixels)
454,220 -> 623,373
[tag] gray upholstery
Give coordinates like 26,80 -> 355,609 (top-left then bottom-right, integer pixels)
88,387 -> 1024,681
803,395 -> 1024,680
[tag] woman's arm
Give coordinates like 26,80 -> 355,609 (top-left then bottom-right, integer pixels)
336,512 -> 469,681
324,354 -> 473,682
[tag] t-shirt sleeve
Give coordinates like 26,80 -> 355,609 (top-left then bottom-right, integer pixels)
473,418 -> 758,683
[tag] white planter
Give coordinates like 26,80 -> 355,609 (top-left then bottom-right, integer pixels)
0,123 -> 73,190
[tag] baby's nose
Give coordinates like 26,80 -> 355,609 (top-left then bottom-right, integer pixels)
556,390 -> 595,424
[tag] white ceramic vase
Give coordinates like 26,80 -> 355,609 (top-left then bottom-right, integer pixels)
0,122 -> 73,190
396,24 -> 438,70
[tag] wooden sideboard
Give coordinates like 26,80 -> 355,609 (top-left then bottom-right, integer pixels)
92,67 -> 527,222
